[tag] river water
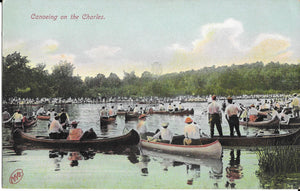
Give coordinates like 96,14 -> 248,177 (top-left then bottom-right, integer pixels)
2,100 -> 300,189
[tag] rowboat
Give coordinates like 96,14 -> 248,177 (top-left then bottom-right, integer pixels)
149,108 -> 194,115
14,118 -> 37,129
100,115 -> 117,125
280,117 -> 300,129
140,138 -> 222,159
171,128 -> 300,147
37,115 -> 50,120
12,128 -> 140,150
125,112 -> 140,121
239,117 -> 280,129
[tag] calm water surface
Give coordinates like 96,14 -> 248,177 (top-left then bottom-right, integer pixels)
2,100 -> 300,189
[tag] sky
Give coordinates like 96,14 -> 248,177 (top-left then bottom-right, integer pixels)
3,0 -> 300,79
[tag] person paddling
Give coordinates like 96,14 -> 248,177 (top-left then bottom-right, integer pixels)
137,114 -> 147,139
67,121 -> 83,140
151,122 -> 173,143
183,117 -> 200,145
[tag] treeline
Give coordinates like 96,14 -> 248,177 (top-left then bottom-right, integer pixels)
2,52 -> 300,99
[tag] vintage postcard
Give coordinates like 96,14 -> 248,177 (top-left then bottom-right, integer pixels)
2,0 -> 300,189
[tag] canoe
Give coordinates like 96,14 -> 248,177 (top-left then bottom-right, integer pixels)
239,117 -> 280,129
171,128 -> 300,147
37,115 -> 50,120
149,108 -> 194,115
125,112 -> 140,121
100,115 -> 117,125
117,110 -> 127,115
12,128 -> 140,149
140,139 -> 222,159
14,118 -> 37,129
280,117 -> 300,129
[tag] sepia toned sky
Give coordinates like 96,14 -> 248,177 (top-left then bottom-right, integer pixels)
3,0 -> 300,78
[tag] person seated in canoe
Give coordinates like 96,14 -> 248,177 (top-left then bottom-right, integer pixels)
7,109 -> 23,126
36,106 -> 45,115
2,108 -> 11,122
178,103 -> 184,111
248,104 -> 267,122
80,128 -> 97,140
22,112 -> 30,124
59,108 -> 70,129
159,103 -> 165,111
49,108 -> 57,122
136,114 -> 147,139
117,104 -> 124,111
108,106 -> 116,117
183,117 -> 200,145
139,107 -> 144,114
100,106 -> 108,118
67,121 -> 83,140
133,105 -> 139,114
168,103 -> 173,112
259,100 -> 270,111
150,122 -> 173,143
49,115 -> 66,139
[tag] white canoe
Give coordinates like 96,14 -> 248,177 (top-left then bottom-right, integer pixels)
140,139 -> 222,159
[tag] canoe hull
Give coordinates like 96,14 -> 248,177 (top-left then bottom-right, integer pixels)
37,115 -> 50,120
171,129 -> 300,147
140,140 -> 222,159
13,129 -> 140,150
239,117 -> 280,129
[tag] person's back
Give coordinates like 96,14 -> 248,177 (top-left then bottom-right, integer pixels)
68,128 -> 83,140
184,123 -> 200,139
2,109 -> 11,121
13,111 -> 23,123
67,121 -> 83,140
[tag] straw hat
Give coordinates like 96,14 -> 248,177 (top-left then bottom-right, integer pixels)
185,117 -> 193,123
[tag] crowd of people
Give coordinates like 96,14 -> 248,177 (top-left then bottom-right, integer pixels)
3,93 -> 299,145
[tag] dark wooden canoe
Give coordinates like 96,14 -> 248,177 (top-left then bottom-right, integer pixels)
239,117 -> 280,129
37,115 -> 50,120
141,139 -> 222,159
100,115 -> 117,125
149,108 -> 194,115
12,129 -> 140,149
14,118 -> 37,129
280,117 -> 300,129
117,110 -> 127,115
125,112 -> 140,121
171,128 -> 300,147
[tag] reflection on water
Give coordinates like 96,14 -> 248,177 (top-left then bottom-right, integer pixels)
225,149 -> 243,189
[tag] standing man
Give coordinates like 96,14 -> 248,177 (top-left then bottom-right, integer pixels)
291,93 -> 299,118
225,97 -> 242,137
207,95 -> 223,138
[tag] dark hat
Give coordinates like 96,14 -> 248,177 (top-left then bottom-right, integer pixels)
212,95 -> 217,100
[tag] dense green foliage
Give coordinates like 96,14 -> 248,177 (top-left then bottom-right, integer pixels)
2,52 -> 300,99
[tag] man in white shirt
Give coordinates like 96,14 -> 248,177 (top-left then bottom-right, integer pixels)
207,95 -> 223,138
152,122 -> 173,143
225,97 -> 242,137
48,115 -> 64,139
184,117 -> 200,140
291,93 -> 299,118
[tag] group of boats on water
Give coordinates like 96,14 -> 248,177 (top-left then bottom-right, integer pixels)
3,97 -> 300,161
